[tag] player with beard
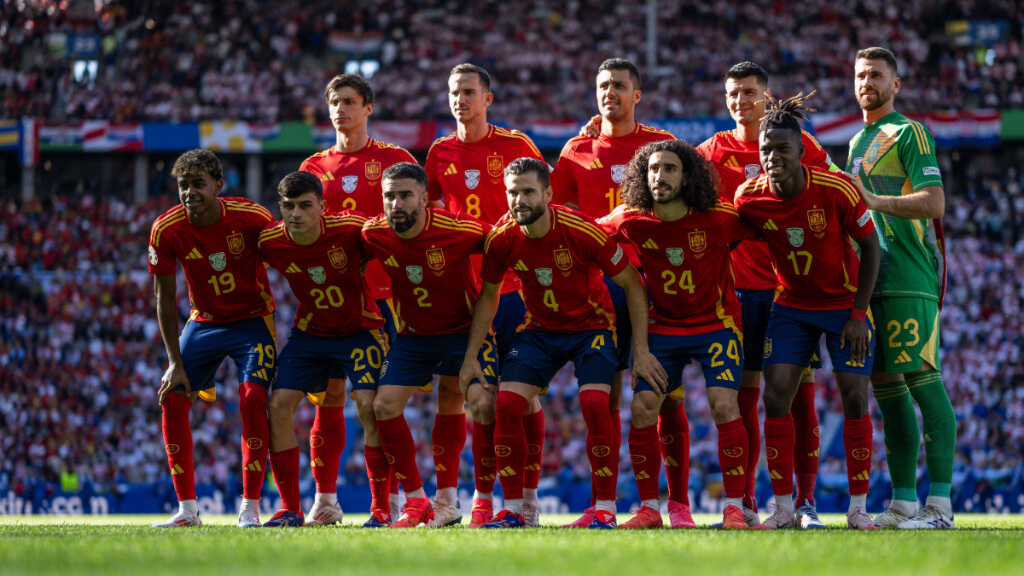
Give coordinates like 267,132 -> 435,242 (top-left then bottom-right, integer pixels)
461,157 -> 666,529
600,140 -> 756,529
361,162 -> 500,528
847,47 -> 954,529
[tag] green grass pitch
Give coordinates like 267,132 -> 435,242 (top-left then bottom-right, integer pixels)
1,514 -> 1022,575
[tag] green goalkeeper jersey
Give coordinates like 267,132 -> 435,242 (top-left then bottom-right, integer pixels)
847,111 -> 945,302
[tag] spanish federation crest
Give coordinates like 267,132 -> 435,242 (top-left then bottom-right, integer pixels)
308,266 -> 327,285
786,227 -> 805,247
744,163 -> 762,180
554,248 -> 573,271
406,265 -> 423,284
365,161 -> 381,180
328,247 -> 347,269
426,248 -> 445,270
486,155 -> 504,177
611,164 -> 627,184
227,233 -> 245,255
807,208 -> 826,232
688,230 -> 707,253
342,175 -> 358,193
465,169 -> 481,190
666,247 -> 684,266
535,268 -> 553,286
209,252 -> 227,271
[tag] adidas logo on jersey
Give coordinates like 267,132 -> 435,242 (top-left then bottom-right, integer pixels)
185,247 -> 202,260
320,171 -> 335,182
286,263 -> 301,274
384,256 -> 399,267
763,219 -> 779,231
358,373 -> 376,385
894,350 -> 913,364
723,156 -> 739,167
642,239 -> 659,249
444,163 -> 457,176
716,370 -> 735,382
587,158 -> 604,169
514,260 -> 529,272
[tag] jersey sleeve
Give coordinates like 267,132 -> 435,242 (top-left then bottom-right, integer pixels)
898,122 -> 943,191
716,203 -> 758,244
835,175 -> 877,240
480,231 -> 509,285
592,229 -> 629,278
424,142 -> 444,203
148,223 -> 178,276
596,205 -> 629,242
549,140 -> 579,207
800,132 -> 834,171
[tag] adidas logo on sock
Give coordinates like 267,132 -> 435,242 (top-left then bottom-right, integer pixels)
593,467 -> 614,478
769,470 -> 783,480
498,466 -> 516,478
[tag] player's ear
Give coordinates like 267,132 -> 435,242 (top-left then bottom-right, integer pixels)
543,185 -> 553,203
214,179 -> 224,195
634,89 -> 641,105
483,91 -> 493,108
318,198 -> 327,213
365,102 -> 374,117
892,76 -> 901,95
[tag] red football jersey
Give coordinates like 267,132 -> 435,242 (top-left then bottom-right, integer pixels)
482,205 -> 629,333
697,130 -> 832,290
734,167 -> 876,311
550,123 -> 674,218
600,202 -> 755,336
300,138 -> 418,301
361,208 -> 490,335
425,124 -> 544,295
148,197 -> 275,322
259,212 -> 383,337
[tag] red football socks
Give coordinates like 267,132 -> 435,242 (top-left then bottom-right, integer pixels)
161,393 -> 196,501
363,444 -> 391,511
472,420 -> 497,493
579,389 -> 617,501
269,446 -> 301,511
238,382 -> 270,500
792,381 -> 819,505
628,423 -> 661,502
311,405 -> 345,494
658,403 -> 690,505
764,414 -> 796,498
737,386 -> 761,508
844,415 -> 873,496
376,414 -> 423,493
523,409 -> 545,490
716,418 -> 749,499
432,413 -> 466,490
494,391 -> 529,500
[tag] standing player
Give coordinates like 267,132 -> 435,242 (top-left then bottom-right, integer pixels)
697,62 -> 835,527
734,95 -> 881,530
362,162 -> 501,528
424,63 -> 547,527
847,47 -> 955,529
258,172 -> 387,527
601,140 -> 756,529
551,58 -> 675,527
300,74 -> 418,523
460,157 -> 667,529
149,149 -> 276,528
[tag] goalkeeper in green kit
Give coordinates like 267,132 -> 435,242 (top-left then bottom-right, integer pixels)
847,47 -> 955,529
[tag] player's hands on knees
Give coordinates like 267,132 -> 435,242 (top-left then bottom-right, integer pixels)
158,363 -> 191,405
840,319 -> 871,368
632,349 -> 669,393
578,115 -> 601,138
459,357 -> 491,397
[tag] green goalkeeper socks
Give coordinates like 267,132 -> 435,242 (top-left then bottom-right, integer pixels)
871,379 -> 920,502
906,368 -> 957,497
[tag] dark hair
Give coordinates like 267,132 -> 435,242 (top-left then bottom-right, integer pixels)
382,162 -> 428,188
598,58 -> 640,89
504,157 -> 550,189
171,149 -> 223,181
620,140 -> 720,213
324,74 -> 374,106
724,61 -> 769,88
759,91 -> 817,134
450,63 -> 491,92
856,47 -> 898,76
278,171 -> 323,200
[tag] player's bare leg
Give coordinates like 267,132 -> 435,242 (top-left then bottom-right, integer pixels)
834,371 -> 879,530
354,387 -> 392,526
305,380 -> 347,526
483,381 -> 541,528
761,363 -> 803,529
374,384 -> 434,527
621,389 -> 666,529
430,376 -> 468,526
265,388 -> 307,527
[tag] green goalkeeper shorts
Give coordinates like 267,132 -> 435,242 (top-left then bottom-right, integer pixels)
870,297 -> 940,375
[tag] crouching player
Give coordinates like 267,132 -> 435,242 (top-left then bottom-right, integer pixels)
601,140 -> 757,529
257,172 -> 388,526
362,162 -> 500,528
461,157 -> 667,529
734,94 -> 882,529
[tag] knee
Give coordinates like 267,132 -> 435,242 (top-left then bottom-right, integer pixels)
762,386 -> 789,418
709,398 -> 739,424
578,390 -> 609,422
373,395 -> 399,421
239,382 -> 268,408
469,393 -> 495,423
496,391 -> 528,419
840,384 -> 869,418
356,397 -> 376,426
630,397 -> 658,429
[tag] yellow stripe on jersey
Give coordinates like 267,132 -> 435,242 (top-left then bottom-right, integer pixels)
433,214 -> 484,230
559,219 -> 608,246
712,203 -> 739,216
434,222 -> 485,235
910,121 -> 931,155
802,130 -> 824,151
484,222 -> 517,253
811,173 -> 860,207
259,229 -> 286,244
558,212 -> 609,243
494,127 -> 543,157
150,213 -> 187,247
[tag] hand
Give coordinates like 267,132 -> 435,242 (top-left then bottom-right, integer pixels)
846,172 -> 879,210
158,362 -> 191,405
631,348 -> 668,393
578,115 -> 601,138
459,356 -> 493,397
840,319 -> 872,368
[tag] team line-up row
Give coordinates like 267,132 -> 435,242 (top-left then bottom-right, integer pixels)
146,48 -> 955,530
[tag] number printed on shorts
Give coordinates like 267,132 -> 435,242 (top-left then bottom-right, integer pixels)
253,343 -> 276,368
591,334 -> 606,349
887,318 -> 920,348
351,346 -> 383,371
709,340 -> 740,367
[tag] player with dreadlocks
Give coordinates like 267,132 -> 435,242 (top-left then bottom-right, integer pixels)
735,93 -> 883,529
600,140 -> 757,529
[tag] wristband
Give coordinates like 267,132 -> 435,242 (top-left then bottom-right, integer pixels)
850,308 -> 867,322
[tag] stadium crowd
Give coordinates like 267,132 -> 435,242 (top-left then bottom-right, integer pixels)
1,157 -> 1022,512
1,0 -> 1022,123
